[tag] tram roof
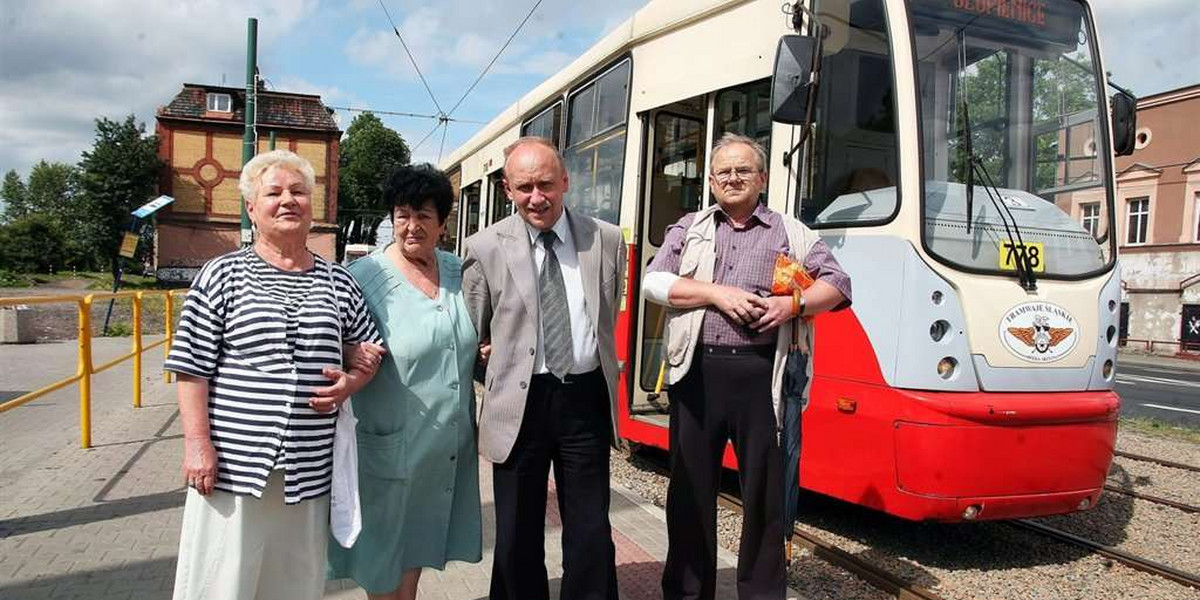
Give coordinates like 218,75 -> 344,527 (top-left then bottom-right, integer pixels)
439,0 -> 748,170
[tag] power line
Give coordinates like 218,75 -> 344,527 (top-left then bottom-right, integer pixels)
410,121 -> 445,155
445,0 -> 544,118
437,123 -> 450,164
328,105 -> 487,124
377,0 -> 444,115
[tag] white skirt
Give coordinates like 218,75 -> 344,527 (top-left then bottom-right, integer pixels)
172,470 -> 330,600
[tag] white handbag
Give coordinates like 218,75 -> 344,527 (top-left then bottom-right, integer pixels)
330,399 -> 362,548
326,260 -> 363,548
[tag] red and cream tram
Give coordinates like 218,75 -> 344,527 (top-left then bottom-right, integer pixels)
442,0 -> 1135,521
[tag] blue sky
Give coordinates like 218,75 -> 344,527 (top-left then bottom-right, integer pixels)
0,0 -> 1196,178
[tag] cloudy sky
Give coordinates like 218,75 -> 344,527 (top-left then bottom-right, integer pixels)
0,0 -> 1196,178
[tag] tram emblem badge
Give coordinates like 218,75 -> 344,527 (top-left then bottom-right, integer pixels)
999,302 -> 1079,362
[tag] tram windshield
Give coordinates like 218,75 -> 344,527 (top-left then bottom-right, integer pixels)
911,0 -> 1115,279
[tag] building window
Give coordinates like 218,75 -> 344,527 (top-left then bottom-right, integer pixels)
1126,197 -> 1149,245
1194,192 -> 1200,242
206,93 -> 232,112
1081,203 -> 1100,238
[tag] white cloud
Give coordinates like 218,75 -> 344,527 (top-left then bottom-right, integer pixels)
1091,0 -> 1198,96
0,0 -> 319,176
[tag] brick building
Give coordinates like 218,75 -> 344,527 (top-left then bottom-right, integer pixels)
1110,84 -> 1200,353
154,83 -> 341,282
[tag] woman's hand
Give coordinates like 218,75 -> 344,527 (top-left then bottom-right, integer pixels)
182,436 -> 218,495
311,367 -> 352,413
343,342 -> 387,375
478,340 -> 492,365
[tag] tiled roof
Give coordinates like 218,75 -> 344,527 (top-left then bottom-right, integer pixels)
157,83 -> 339,132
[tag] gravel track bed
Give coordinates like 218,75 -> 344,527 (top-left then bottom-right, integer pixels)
1116,430 -> 1200,467
611,451 -> 888,600
1107,455 -> 1200,508
612,434 -> 1200,600
1033,490 -> 1200,574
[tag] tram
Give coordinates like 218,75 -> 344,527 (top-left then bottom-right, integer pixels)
441,0 -> 1135,521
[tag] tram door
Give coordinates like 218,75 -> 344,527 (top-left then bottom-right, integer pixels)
631,97 -> 708,424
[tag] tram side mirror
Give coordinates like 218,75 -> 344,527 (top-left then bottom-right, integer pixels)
1111,92 -> 1137,157
770,35 -> 820,126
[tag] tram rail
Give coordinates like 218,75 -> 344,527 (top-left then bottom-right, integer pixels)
1113,450 -> 1200,473
1008,519 -> 1200,590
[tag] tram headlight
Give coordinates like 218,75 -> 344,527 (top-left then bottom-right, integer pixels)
962,504 -> 981,520
1107,325 -> 1117,344
937,357 -> 957,379
1102,359 -> 1114,380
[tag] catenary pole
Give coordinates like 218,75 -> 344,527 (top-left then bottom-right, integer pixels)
240,18 -> 258,247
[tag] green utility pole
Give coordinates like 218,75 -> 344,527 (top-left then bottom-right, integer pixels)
269,130 -> 277,150
240,17 -> 258,247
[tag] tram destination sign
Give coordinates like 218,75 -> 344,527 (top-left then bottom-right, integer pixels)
912,0 -> 1084,49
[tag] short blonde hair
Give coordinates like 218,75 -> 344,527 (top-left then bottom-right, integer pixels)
238,149 -> 316,200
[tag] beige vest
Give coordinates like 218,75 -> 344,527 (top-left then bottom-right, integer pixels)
663,204 -> 821,428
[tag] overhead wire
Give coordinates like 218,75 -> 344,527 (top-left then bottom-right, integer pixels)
445,0 -> 544,117
437,124 -> 450,164
410,120 -> 446,155
377,0 -> 444,115
329,105 -> 487,124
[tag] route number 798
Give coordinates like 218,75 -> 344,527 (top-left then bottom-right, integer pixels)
998,241 -> 1046,273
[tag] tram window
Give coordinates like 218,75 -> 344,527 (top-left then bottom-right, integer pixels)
461,181 -> 482,238
716,79 -> 772,151
564,59 -> 631,225
522,102 -> 562,146
648,113 -> 705,246
797,0 -> 901,228
488,171 -> 511,225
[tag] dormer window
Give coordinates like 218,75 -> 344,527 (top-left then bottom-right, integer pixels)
206,93 -> 232,112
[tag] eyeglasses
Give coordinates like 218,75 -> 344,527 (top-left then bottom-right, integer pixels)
712,167 -> 759,183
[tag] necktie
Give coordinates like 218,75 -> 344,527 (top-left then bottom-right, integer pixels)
538,230 -> 574,379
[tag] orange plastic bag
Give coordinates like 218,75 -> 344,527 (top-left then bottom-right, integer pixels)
771,253 -> 815,295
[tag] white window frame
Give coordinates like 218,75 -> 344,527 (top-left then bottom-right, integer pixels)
1080,202 -> 1100,238
206,93 -> 232,112
1194,192 -> 1200,243
1126,197 -> 1149,246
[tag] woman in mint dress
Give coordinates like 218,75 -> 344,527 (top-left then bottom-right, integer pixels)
328,165 -> 482,600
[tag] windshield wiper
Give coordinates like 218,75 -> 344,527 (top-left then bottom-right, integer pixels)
957,89 -> 1037,291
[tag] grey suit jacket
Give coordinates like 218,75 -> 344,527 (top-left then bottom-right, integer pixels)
462,211 -> 626,464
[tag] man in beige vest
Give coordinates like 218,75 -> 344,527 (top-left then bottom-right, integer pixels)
462,136 -> 625,600
642,133 -> 851,600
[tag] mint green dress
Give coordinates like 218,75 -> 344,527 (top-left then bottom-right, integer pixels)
327,248 -> 482,594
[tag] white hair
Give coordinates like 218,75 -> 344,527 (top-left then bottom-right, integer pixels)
711,132 -> 767,173
238,149 -> 316,200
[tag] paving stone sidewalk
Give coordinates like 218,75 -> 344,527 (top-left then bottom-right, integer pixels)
1,339 -> 792,599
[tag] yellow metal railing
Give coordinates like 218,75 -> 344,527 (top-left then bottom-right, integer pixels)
0,289 -> 188,447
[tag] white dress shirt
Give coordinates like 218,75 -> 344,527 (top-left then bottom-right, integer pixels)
527,211 -> 600,375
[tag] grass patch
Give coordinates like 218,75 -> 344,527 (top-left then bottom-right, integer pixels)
0,270 -> 37,287
1119,416 -> 1200,444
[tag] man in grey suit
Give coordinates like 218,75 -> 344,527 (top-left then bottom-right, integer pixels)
462,136 -> 626,600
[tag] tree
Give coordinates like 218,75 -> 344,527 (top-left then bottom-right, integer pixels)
77,115 -> 162,279
1,170 -> 28,223
338,112 -> 410,257
0,214 -> 65,273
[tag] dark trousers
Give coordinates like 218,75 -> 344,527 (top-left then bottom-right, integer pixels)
490,368 -> 619,600
662,346 -> 786,600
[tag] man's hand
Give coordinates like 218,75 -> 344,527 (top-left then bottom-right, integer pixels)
344,342 -> 387,376
750,295 -> 795,333
708,284 -> 768,325
182,437 -> 218,495
478,340 -> 492,365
